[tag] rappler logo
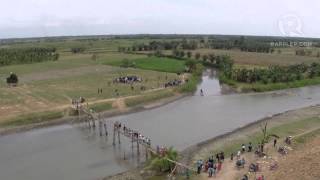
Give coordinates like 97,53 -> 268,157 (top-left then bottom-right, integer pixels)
278,14 -> 304,37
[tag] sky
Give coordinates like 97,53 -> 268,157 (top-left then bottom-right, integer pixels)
0,0 -> 320,39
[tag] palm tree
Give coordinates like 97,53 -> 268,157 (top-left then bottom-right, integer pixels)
259,122 -> 279,152
185,60 -> 197,72
148,147 -> 178,172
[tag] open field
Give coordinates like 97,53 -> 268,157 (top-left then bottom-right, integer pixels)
0,51 -> 181,124
104,56 -> 186,73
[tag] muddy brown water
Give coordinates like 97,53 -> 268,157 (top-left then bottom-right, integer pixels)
1,69 -> 320,180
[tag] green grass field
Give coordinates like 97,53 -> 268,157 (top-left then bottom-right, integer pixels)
0,51 -> 180,123
105,56 -> 186,73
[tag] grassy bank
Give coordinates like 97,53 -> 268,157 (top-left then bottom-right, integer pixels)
1,110 -> 65,127
220,75 -> 320,92
90,101 -> 113,113
197,117 -> 320,159
177,63 -> 204,93
125,89 -> 175,107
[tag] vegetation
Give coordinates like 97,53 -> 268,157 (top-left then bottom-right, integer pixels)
6,72 -> 18,85
1,110 -> 64,127
105,57 -> 186,73
90,102 -> 113,113
71,47 -> 86,53
125,90 -> 175,107
147,147 -> 178,172
200,117 -> 320,159
178,63 -> 204,93
259,122 -> 279,152
0,48 -> 59,66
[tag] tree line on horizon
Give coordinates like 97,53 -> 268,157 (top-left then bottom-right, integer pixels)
0,48 -> 59,66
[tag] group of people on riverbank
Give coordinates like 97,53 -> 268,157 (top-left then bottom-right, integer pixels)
196,152 -> 225,177
113,76 -> 142,84
164,79 -> 182,88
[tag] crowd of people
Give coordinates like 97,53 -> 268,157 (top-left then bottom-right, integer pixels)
196,140 -> 280,179
113,76 -> 142,84
113,121 -> 151,146
164,79 -> 182,88
196,152 -> 225,177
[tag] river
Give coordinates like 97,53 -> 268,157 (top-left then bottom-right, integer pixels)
1,69 -> 320,180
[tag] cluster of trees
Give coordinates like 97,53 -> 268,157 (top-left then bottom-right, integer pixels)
6,72 -> 18,85
239,43 -> 274,53
171,50 -> 193,59
0,48 -> 59,66
71,47 -> 85,53
119,40 -> 199,53
194,53 -> 234,71
228,63 -> 320,84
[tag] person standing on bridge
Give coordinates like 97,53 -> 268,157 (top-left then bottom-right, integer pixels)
104,121 -> 108,136
99,120 -> 103,136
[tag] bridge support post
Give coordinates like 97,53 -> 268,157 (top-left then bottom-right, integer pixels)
118,129 -> 121,144
112,127 -> 116,146
92,119 -> 95,129
137,140 -> 140,155
131,135 -> 134,149
145,147 -> 148,160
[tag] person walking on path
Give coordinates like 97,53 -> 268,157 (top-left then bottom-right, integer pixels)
242,144 -> 246,153
196,159 -> 203,174
248,142 -> 253,152
274,139 -> 277,147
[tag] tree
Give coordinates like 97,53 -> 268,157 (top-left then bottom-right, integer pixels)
148,147 -> 178,172
259,122 -> 279,152
195,53 -> 201,60
202,54 -> 208,62
71,47 -> 85,53
180,51 -> 185,58
185,60 -> 197,72
6,72 -> 18,86
187,51 -> 192,58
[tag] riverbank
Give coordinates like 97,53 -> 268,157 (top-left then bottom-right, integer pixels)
184,105 -> 320,179
220,74 -> 320,93
0,89 -> 188,136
